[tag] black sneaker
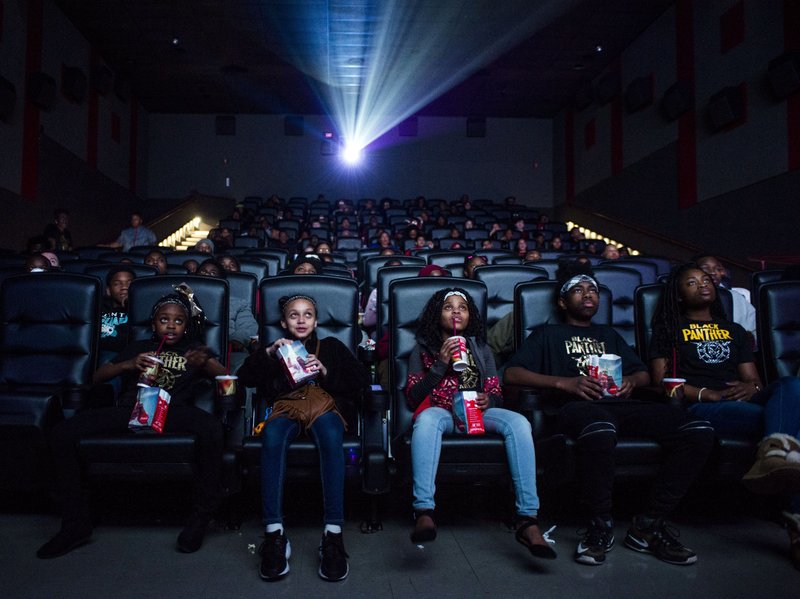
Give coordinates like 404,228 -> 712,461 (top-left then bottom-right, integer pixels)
36,522 -> 93,559
318,531 -> 349,581
176,512 -> 213,553
624,516 -> 697,565
574,517 -> 614,566
259,531 -> 291,581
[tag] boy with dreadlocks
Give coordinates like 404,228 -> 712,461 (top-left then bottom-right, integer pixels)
37,289 -> 228,559
504,262 -> 714,567
651,262 -> 800,570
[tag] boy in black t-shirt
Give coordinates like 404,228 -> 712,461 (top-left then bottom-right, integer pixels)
99,267 -> 136,358
505,264 -> 714,567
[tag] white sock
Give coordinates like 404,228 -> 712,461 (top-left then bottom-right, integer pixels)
324,524 -> 342,535
266,523 -> 283,534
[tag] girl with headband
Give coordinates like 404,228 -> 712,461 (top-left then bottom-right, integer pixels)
237,294 -> 368,582
405,287 -> 556,560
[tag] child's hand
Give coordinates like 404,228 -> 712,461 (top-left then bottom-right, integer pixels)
185,347 -> 212,369
131,352 -> 157,372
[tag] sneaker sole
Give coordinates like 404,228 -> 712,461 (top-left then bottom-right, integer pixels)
318,562 -> 349,582
574,538 -> 614,566
623,536 -> 697,565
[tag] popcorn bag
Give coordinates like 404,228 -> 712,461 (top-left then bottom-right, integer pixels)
452,391 -> 485,435
128,386 -> 172,433
598,353 -> 622,397
278,340 -> 318,388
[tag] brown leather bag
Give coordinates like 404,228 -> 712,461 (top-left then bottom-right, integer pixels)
257,340 -> 346,433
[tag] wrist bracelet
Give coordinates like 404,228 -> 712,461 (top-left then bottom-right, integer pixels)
697,387 -> 707,403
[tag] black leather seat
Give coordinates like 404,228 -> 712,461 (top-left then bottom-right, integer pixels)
758,281 -> 800,382
388,278 -> 518,488
84,264 -> 159,283
0,273 -> 101,491
77,276 -> 238,492
600,259 -> 658,285
362,255 -> 425,301
593,266 -> 642,348
240,275 -> 388,506
751,269 -> 783,314
474,265 -> 548,328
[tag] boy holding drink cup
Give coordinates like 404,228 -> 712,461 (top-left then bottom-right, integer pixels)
504,263 -> 714,567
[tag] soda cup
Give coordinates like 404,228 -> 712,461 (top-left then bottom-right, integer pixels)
663,378 -> 687,404
450,336 -> 469,372
215,375 -> 238,397
137,356 -> 163,387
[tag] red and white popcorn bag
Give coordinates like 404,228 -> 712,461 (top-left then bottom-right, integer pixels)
278,340 -> 319,388
128,386 -> 172,434
452,391 -> 485,435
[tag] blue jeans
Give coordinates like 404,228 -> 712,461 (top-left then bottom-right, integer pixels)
690,376 -> 800,512
411,406 -> 539,517
260,411 -> 345,526
689,376 -> 800,441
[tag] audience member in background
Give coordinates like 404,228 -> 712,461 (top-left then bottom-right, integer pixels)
218,255 -> 240,273
481,239 -> 495,250
524,250 -> 542,262
215,228 -> 234,252
586,241 -> 600,255
195,239 -> 215,254
100,212 -> 157,252
196,258 -> 258,357
515,238 -> 529,258
503,262 -> 714,567
40,252 -> 60,269
693,254 -> 757,348
532,231 -> 547,249
25,254 -> 50,272
513,218 -> 528,238
361,259 -> 403,336
237,294 -> 367,582
372,231 -> 395,251
536,214 -> 550,229
404,287 -> 556,560
43,208 -> 73,251
379,248 -> 397,256
449,226 -> 462,240
464,218 -> 476,230
315,241 -> 332,255
269,230 -> 295,251
548,236 -> 563,252
569,227 -> 585,246
601,244 -> 620,260
463,254 -> 488,280
99,267 -> 136,363
183,259 -> 199,274
284,254 -> 322,276
37,290 -> 227,559
144,250 -> 168,274
650,262 -> 800,569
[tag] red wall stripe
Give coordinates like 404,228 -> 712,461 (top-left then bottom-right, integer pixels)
21,0 -> 44,201
785,0 -> 800,171
87,49 -> 99,168
565,109 -> 575,205
129,100 -> 138,193
676,0 -> 697,209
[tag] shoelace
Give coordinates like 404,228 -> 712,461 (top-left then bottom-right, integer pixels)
542,525 -> 557,545
651,520 -> 683,548
577,523 -> 611,548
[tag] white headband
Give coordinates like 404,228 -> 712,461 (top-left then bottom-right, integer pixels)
443,290 -> 468,301
560,275 -> 598,296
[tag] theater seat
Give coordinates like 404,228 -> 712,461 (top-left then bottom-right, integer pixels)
0,273 -> 101,491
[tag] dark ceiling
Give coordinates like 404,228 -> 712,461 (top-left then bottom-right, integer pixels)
54,0 -> 675,119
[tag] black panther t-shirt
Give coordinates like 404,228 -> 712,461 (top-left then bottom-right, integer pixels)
650,318 -> 753,391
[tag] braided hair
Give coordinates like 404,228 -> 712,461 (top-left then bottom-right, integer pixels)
149,292 -> 202,342
651,262 -> 727,375
415,287 -> 485,349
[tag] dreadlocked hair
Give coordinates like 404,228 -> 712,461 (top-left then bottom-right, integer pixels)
652,262 -> 727,375
415,287 -> 485,350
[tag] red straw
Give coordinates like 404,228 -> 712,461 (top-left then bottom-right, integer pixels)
226,342 -> 232,375
453,318 -> 457,337
154,336 -> 166,356
672,346 -> 677,378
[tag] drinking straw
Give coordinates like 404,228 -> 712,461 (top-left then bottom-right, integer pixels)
155,336 -> 166,356
453,317 -> 457,338
672,346 -> 677,378
226,342 -> 232,375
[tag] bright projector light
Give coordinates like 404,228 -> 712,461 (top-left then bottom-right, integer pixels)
341,144 -> 363,165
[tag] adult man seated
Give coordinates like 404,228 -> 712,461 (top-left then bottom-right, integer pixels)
503,262 -> 714,567
99,212 -> 157,252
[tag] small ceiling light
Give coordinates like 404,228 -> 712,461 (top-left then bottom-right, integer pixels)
595,45 -> 603,53
172,37 -> 181,47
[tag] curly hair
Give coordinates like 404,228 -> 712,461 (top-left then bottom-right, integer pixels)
415,287 -> 485,349
651,262 -> 727,374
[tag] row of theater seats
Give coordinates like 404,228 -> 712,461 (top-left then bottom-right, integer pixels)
2,269 -> 798,524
